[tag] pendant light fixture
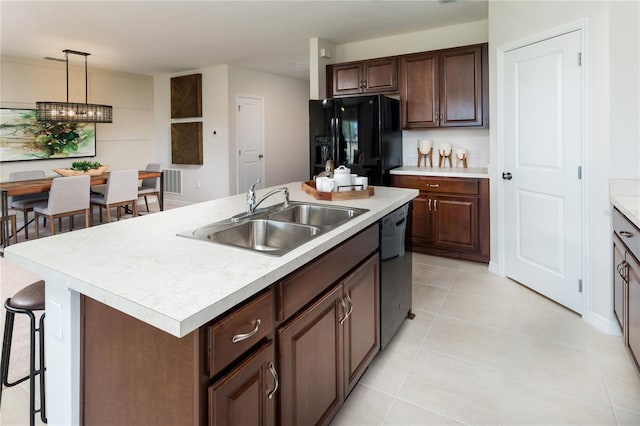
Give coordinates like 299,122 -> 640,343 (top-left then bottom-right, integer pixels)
36,49 -> 113,123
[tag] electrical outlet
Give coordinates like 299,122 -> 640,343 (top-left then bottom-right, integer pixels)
196,180 -> 201,189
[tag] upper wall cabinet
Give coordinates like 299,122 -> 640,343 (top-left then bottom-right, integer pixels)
400,44 -> 488,129
327,57 -> 398,97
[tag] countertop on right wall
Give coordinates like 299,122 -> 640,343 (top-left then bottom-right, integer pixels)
610,179 -> 640,228
391,166 -> 489,179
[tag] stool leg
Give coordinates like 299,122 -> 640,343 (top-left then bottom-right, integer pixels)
27,310 -> 37,426
0,309 -> 16,407
38,313 -> 46,423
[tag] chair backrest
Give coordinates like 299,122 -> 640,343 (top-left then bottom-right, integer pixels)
104,170 -> 138,204
9,170 -> 48,202
140,163 -> 162,191
47,175 -> 90,215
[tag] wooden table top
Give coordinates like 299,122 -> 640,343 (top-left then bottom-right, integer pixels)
0,170 -> 161,197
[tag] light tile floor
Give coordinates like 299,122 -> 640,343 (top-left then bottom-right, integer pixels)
2,241 -> 639,425
331,253 -> 640,426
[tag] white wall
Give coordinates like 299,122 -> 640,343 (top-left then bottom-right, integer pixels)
310,20 -> 490,168
227,66 -> 309,193
609,0 -> 640,179
0,56 -> 153,180
154,64 -> 309,204
153,66 -> 231,204
488,1 -> 639,332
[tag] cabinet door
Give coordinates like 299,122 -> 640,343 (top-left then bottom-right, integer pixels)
363,57 -> 398,93
400,52 -> 439,129
209,341 -> 276,426
439,45 -> 484,127
331,63 -> 363,96
613,234 -> 626,332
409,193 -> 433,244
627,253 -> 640,369
343,254 -> 380,396
278,284 -> 344,426
432,195 -> 479,253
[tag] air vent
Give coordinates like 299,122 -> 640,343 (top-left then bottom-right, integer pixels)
163,169 -> 183,194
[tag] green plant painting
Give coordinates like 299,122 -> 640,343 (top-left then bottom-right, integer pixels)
0,109 -> 96,162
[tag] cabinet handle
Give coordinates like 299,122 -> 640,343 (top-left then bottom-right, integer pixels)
428,199 -> 432,211
267,361 -> 279,400
440,112 -> 444,121
344,294 -> 354,320
231,318 -> 261,343
434,199 -> 438,211
620,231 -> 633,238
339,297 -> 349,325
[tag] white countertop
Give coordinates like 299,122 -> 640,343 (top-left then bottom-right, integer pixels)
610,179 -> 640,229
391,166 -> 489,179
5,182 -> 417,338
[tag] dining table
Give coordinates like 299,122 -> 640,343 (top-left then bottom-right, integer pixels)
0,170 -> 163,249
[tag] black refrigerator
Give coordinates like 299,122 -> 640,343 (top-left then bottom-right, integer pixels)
309,94 -> 402,185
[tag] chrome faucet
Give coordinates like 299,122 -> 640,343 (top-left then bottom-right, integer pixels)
246,179 -> 289,214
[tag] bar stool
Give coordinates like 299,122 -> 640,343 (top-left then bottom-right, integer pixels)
0,280 -> 47,425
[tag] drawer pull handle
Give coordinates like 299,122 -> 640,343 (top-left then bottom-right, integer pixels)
231,318 -> 261,343
620,231 -> 633,238
429,184 -> 440,188
267,361 -> 279,400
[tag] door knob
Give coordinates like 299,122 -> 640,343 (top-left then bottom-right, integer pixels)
502,172 -> 513,180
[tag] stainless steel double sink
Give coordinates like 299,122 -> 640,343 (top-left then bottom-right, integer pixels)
178,201 -> 368,255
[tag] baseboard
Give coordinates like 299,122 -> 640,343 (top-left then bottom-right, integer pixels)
488,260 -> 501,276
586,310 -> 621,336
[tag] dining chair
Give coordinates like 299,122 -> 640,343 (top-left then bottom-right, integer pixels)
8,170 -> 49,239
32,175 -> 90,238
90,169 -> 138,224
138,163 -> 162,212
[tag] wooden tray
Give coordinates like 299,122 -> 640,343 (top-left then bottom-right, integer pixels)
302,181 -> 374,201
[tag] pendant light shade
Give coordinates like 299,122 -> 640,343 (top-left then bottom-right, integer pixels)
36,49 -> 113,123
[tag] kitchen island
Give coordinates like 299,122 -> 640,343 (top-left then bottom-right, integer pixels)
4,182 -> 417,425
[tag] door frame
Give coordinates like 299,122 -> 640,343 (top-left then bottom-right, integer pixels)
496,20 -> 589,317
235,94 -> 265,194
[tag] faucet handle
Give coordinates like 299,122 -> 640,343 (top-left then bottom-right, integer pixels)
282,187 -> 290,206
249,178 -> 261,193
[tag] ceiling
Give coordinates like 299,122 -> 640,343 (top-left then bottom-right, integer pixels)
1,1 -> 488,80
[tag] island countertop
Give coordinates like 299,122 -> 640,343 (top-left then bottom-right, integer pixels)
4,182 -> 417,338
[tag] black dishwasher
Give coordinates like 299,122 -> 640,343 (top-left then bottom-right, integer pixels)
379,203 -> 413,350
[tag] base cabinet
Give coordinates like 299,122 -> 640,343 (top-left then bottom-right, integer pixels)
392,175 -> 489,263
612,207 -> 640,372
278,254 -> 380,426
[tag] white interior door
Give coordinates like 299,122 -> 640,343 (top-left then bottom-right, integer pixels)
237,95 -> 264,193
502,30 -> 583,313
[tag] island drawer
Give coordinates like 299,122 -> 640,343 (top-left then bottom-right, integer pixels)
208,289 -> 274,377
392,175 -> 479,195
276,223 -> 379,322
613,208 -> 640,261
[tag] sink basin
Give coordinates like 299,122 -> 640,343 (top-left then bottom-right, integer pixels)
193,219 -> 320,255
268,204 -> 363,228
178,201 -> 368,256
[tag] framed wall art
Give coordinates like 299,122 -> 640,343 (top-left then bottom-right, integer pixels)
171,74 -> 202,118
171,122 -> 203,165
0,108 -> 96,162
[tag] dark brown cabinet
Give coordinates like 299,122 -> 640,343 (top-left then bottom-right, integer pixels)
392,175 -> 489,263
278,254 -> 379,426
613,207 -> 640,371
400,44 -> 488,129
327,57 -> 398,97
208,341 -> 277,426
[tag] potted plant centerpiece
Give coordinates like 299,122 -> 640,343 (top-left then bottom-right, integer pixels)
54,161 -> 109,176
